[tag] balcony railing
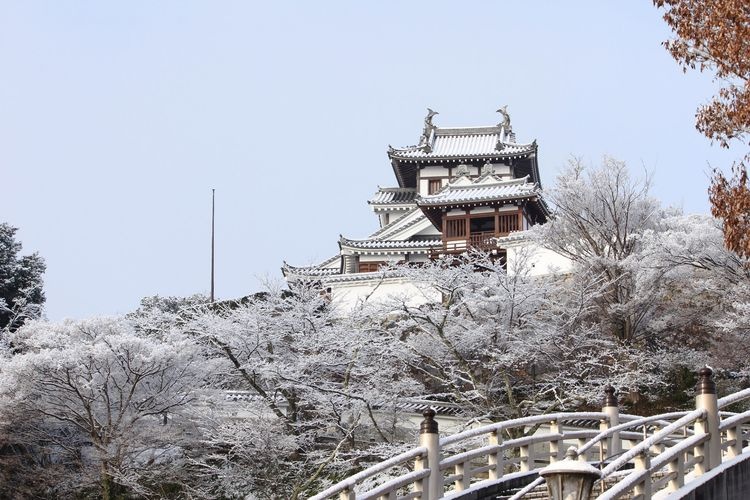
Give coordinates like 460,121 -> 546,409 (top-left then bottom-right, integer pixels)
429,232 -> 512,260
468,231 -> 496,250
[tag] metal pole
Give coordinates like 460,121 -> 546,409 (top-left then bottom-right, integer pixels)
211,188 -> 215,303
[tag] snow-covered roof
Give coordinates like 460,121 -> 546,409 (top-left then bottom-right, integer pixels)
387,109 -> 542,189
340,236 -> 442,249
368,187 -> 418,206
281,260 -> 341,278
388,126 -> 536,161
417,175 -> 539,207
224,391 -> 463,416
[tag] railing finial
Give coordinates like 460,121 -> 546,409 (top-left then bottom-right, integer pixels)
696,365 -> 716,395
420,408 -> 438,434
603,384 -> 618,407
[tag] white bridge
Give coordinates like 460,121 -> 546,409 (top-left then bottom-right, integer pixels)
310,368 -> 750,500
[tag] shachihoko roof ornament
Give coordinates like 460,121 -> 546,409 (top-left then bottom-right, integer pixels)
496,105 -> 512,131
417,108 -> 438,153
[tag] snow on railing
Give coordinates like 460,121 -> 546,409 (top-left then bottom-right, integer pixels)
595,409 -> 707,499
309,409 -> 613,500
308,446 -> 429,500
717,386 -> 750,409
590,368 -> 750,499
437,411 -> 608,492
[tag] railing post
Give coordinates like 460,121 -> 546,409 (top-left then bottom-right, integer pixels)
577,439 -> 587,462
726,426 -> 742,458
418,409 -> 441,500
667,452 -> 684,492
339,489 -> 356,500
488,430 -> 504,480
520,443 -> 534,471
550,419 -> 562,463
454,461 -> 471,491
601,385 -> 620,459
694,366 -> 720,472
633,451 -> 651,499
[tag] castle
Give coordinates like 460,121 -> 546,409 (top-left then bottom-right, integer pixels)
282,108 -> 569,310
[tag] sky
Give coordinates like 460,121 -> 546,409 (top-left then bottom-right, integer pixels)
0,1 -> 740,321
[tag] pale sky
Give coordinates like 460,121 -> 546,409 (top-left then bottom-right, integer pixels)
0,1 -> 739,320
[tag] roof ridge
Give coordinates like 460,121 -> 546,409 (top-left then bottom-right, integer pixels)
376,186 -> 417,192
340,236 -> 441,243
438,174 -> 531,192
434,125 -> 502,135
316,254 -> 340,267
339,236 -> 442,249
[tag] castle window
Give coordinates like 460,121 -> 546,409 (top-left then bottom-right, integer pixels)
358,261 -> 385,273
428,179 -> 442,194
445,218 -> 467,238
470,217 -> 495,233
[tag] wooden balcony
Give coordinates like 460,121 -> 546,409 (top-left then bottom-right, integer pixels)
468,231 -> 496,250
429,231 -> 516,259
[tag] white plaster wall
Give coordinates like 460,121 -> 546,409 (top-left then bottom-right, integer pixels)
414,224 -> 441,236
321,257 -> 341,269
491,164 -> 511,175
421,166 -> 450,176
329,278 -> 440,314
506,241 -> 572,276
459,165 -> 479,176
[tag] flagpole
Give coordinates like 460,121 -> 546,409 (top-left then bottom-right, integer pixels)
210,188 -> 215,303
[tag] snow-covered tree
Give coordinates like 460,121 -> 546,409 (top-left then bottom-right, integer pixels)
642,214 -> 750,379
528,158 -> 750,407
365,250 -> 669,425
0,316 -> 205,499
181,282 -> 414,499
530,157 -> 675,344
0,223 -> 45,333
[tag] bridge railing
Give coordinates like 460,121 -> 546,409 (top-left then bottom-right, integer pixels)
583,367 -> 750,499
309,446 -> 430,500
437,411 -> 609,492
594,408 -> 708,499
310,407 -> 618,500
309,368 -> 750,500
717,387 -> 750,460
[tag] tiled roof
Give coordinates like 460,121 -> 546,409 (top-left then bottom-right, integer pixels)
281,261 -> 341,277
417,176 -> 538,207
368,187 -> 418,205
324,272 -> 399,283
340,236 -> 442,249
224,391 -> 463,416
389,126 -> 536,160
